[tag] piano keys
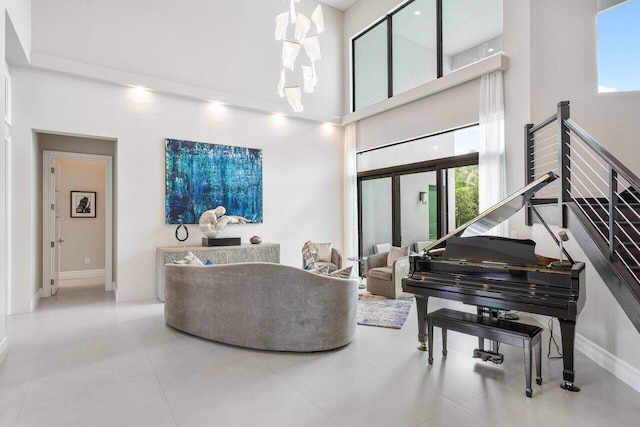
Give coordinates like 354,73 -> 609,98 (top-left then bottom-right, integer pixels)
402,172 -> 586,392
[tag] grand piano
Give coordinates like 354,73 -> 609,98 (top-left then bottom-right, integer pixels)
402,172 -> 585,392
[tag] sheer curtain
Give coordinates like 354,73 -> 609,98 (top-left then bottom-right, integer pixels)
343,123 -> 358,272
479,70 -> 506,236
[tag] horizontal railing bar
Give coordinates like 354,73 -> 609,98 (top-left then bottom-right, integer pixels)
532,160 -> 558,171
529,114 -> 557,134
566,176 -> 610,229
566,162 -> 608,200
615,196 -> 640,223
531,145 -> 557,159
567,150 -> 609,189
614,238 -> 640,269
614,220 -> 640,254
568,181 -> 610,228
613,177 -> 640,206
615,251 -> 640,283
568,135 -> 609,174
531,133 -> 558,149
570,134 -> 610,175
570,191 -> 610,242
566,118 -> 640,192
533,150 -> 558,164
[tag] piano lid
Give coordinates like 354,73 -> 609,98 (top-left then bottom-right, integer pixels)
425,171 -> 558,253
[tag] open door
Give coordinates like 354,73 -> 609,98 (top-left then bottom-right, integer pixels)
47,158 -> 62,296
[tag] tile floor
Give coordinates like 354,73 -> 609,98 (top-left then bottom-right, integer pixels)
1,284 -> 639,427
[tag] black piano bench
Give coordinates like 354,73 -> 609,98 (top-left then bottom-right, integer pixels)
427,308 -> 543,398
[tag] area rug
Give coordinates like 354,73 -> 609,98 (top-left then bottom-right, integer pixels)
357,293 -> 414,329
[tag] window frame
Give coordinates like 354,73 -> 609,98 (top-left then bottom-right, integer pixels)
357,151 -> 478,258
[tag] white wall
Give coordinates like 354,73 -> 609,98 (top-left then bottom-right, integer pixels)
0,0 -> 8,360
10,67 -> 345,311
57,158 -> 106,272
31,0 -> 344,120
5,0 -> 31,61
533,224 -> 640,378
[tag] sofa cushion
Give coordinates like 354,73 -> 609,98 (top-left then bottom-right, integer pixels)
368,267 -> 393,281
315,242 -> 333,263
387,246 -> 409,267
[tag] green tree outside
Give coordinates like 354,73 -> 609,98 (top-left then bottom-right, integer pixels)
455,165 -> 479,227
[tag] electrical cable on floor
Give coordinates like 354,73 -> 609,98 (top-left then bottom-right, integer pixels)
548,317 -> 563,359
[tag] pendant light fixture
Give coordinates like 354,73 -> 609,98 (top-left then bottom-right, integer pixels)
275,0 -> 324,112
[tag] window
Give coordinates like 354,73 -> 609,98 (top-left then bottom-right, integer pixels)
357,125 -> 479,256
442,0 -> 503,75
597,0 -> 640,93
352,0 -> 503,111
392,0 -> 437,95
353,20 -> 389,110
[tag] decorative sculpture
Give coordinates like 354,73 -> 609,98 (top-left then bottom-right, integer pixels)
198,206 -> 251,238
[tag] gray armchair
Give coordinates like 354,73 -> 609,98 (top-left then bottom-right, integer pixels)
365,251 -> 410,299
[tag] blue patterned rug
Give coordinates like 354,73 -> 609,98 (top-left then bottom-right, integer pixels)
357,293 -> 414,329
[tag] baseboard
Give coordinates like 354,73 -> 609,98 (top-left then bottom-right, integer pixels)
31,288 -> 42,311
575,333 -> 640,392
59,269 -> 105,287
0,336 -> 8,365
549,318 -> 640,392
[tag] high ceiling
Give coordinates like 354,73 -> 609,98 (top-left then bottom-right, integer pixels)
321,0 -> 359,11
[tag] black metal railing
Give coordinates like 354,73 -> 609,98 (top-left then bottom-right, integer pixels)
525,101 -> 640,284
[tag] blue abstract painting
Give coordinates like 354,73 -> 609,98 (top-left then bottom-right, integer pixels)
165,139 -> 263,224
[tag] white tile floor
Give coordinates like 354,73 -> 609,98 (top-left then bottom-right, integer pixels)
1,284 -> 639,427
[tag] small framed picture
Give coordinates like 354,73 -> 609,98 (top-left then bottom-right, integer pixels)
70,191 -> 97,218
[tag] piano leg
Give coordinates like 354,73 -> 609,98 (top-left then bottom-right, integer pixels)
416,296 -> 429,351
558,318 -> 581,392
477,307 -> 485,351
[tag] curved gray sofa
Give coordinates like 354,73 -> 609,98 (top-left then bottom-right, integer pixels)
164,262 -> 359,352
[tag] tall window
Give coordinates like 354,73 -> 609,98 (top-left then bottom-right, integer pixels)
353,21 -> 389,111
597,0 -> 640,93
352,0 -> 503,111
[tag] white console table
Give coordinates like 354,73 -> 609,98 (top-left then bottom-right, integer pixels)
156,243 -> 280,301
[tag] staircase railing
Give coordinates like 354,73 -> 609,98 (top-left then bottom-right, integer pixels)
525,101 -> 640,321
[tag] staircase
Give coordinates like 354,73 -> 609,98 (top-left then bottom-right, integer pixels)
525,101 -> 640,332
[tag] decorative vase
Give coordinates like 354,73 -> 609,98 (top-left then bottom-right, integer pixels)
250,236 -> 262,244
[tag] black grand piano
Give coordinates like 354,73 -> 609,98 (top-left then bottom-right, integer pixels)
402,172 -> 585,392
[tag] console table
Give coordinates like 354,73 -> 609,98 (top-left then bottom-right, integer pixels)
156,243 -> 280,301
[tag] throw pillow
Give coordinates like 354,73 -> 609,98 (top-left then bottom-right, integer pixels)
315,242 -> 333,263
310,265 -> 330,275
329,265 -> 352,279
173,251 -> 204,265
387,246 -> 409,267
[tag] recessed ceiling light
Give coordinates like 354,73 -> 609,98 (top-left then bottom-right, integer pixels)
488,48 -> 495,52
414,10 -> 422,16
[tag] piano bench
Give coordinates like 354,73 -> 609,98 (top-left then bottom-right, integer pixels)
427,308 -> 543,398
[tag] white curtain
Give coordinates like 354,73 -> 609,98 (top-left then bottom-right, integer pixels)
479,70 -> 506,236
343,123 -> 358,274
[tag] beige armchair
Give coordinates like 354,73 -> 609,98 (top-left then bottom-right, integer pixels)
302,241 -> 343,272
365,250 -> 410,299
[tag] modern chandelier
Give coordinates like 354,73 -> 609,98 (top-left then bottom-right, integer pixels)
275,0 -> 324,112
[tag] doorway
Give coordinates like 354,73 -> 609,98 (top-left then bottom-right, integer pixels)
42,151 -> 113,298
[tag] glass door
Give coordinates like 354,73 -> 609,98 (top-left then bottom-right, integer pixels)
443,164 -> 479,233
360,177 -> 393,257
400,171 -> 437,251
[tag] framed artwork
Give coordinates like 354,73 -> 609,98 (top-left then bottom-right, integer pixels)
70,191 -> 97,218
165,139 -> 263,224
